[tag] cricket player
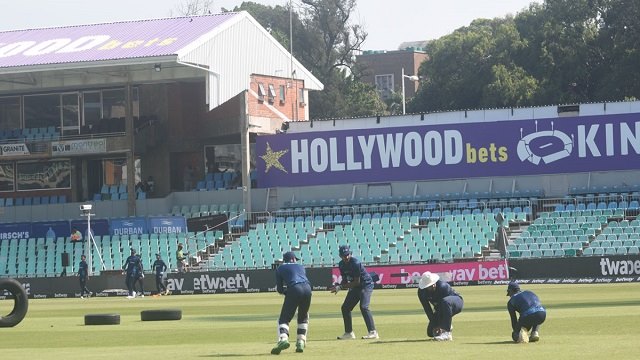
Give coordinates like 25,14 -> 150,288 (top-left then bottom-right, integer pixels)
506,281 -> 546,343
78,254 -> 91,298
271,251 -> 312,355
330,245 -> 379,340
123,248 -> 142,299
417,271 -> 464,341
152,253 -> 169,295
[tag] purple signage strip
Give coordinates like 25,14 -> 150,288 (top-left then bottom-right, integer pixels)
0,14 -> 238,68
256,113 -> 640,188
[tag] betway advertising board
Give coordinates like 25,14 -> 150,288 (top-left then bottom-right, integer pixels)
256,112 -> 640,187
331,260 -> 510,288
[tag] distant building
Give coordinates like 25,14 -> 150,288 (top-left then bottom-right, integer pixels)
356,49 -> 429,100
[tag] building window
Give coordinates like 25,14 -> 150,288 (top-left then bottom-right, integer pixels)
83,91 -> 102,127
257,83 -> 266,102
62,93 -> 80,135
268,84 -> 276,104
298,88 -> 305,106
375,74 -> 394,99
279,85 -> 286,104
23,94 -> 61,129
0,97 -> 21,131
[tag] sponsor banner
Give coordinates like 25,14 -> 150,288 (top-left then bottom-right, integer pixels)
148,216 -> 187,234
510,255 -> 640,278
256,112 -> 640,187
31,220 -> 70,239
186,214 -> 229,235
4,267 -> 333,298
0,143 -> 30,156
330,261 -> 510,286
164,267 -> 331,294
0,222 -> 31,241
110,217 -> 147,236
8,262 -> 640,299
70,219 -> 110,237
51,138 -> 107,156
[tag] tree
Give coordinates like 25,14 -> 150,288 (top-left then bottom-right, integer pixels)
171,0 -> 214,16
411,0 -> 640,113
233,1 -> 384,119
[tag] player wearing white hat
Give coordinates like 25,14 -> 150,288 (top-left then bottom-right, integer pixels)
417,271 -> 464,341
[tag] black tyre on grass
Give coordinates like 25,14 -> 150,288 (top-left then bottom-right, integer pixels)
0,278 -> 29,328
84,314 -> 121,325
140,309 -> 182,321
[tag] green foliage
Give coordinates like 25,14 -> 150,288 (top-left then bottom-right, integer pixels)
233,0 -> 382,119
412,0 -> 640,113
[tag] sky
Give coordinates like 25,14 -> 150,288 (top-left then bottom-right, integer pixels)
0,0 -> 542,51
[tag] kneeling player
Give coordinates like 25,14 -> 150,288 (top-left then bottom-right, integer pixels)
506,281 -> 546,343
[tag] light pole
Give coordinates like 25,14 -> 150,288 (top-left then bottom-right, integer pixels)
80,204 -> 106,276
401,67 -> 420,115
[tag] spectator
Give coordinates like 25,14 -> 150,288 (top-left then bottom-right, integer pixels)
146,176 -> 155,194
70,228 -> 83,242
183,165 -> 194,191
330,245 -> 379,340
176,243 -> 189,273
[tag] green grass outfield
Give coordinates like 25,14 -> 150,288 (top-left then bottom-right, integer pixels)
1,283 -> 639,359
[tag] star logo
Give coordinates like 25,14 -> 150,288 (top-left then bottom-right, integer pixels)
261,142 -> 288,173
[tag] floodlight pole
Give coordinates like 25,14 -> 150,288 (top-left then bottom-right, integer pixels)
81,209 -> 106,276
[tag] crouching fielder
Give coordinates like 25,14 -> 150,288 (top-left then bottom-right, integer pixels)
506,281 -> 546,343
271,251 -> 312,355
417,272 -> 464,341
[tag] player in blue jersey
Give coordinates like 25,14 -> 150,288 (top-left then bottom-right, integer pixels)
78,254 -> 91,298
152,253 -> 169,295
271,251 -> 312,355
122,248 -> 142,299
417,271 -> 464,341
506,281 -> 546,343
330,245 -> 379,340
134,254 -> 145,297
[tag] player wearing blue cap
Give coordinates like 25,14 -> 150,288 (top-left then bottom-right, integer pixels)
417,271 -> 464,341
330,245 -> 379,340
271,251 -> 312,355
506,281 -> 546,343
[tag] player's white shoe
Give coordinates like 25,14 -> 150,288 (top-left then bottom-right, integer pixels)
517,328 -> 529,343
362,330 -> 379,339
337,332 -> 356,340
434,331 -> 453,341
530,330 -> 539,342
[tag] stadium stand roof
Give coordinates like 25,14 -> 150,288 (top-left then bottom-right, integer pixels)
0,11 -> 323,109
